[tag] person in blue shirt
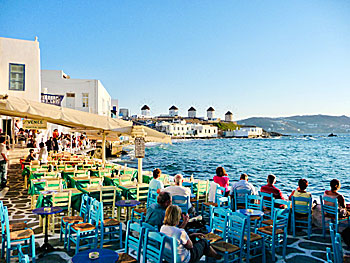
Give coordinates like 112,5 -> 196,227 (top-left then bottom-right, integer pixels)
145,191 -> 172,229
148,168 -> 164,193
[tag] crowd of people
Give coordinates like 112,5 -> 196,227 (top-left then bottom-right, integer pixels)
143,167 -> 350,263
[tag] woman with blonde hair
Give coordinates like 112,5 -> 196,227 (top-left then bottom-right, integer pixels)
160,205 -> 220,263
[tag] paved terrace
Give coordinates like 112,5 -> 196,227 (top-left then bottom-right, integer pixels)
0,150 -> 347,262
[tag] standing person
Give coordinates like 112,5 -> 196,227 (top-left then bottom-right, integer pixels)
213,166 -> 230,196
149,168 -> 164,193
38,142 -> 48,164
160,205 -> 221,263
0,137 -> 9,189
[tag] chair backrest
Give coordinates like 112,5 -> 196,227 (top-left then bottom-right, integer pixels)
100,186 -> 116,217
217,195 -> 231,209
147,188 -> 158,208
90,177 -> 102,185
125,221 -> 143,261
74,170 -> 88,177
227,212 -> 246,248
272,208 -> 289,234
292,196 -> 312,215
88,199 -> 101,227
162,235 -> 177,263
137,184 -> 149,202
196,180 -> 209,201
334,233 -> 344,263
260,192 -> 274,211
320,195 -> 338,219
80,194 -> 91,221
143,229 -> 166,263
44,172 -> 58,178
119,175 -> 133,185
172,195 -> 190,214
3,207 -> 12,243
234,188 -> 252,210
210,207 -> 229,239
215,186 -> 226,203
52,191 -> 72,215
45,179 -> 62,191
246,194 -> 263,211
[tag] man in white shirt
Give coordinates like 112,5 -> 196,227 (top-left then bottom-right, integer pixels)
164,174 -> 192,211
0,137 -> 9,189
148,168 -> 164,193
230,173 -> 257,196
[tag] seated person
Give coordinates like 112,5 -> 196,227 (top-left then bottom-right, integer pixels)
230,173 -> 257,196
145,192 -> 172,230
160,205 -> 221,263
260,174 -> 285,200
149,168 -> 164,194
324,179 -> 349,217
289,178 -> 311,201
164,174 -> 193,212
25,149 -> 36,162
213,166 -> 230,196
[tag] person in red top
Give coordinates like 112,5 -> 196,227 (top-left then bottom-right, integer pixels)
213,166 -> 230,196
260,174 -> 285,200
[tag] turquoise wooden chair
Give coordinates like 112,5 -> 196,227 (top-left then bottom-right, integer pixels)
117,221 -> 144,262
162,235 -> 177,263
259,192 -> 274,221
67,199 -> 100,254
257,208 -> 289,261
60,194 -> 91,248
131,208 -> 145,223
98,201 -> 123,249
143,229 -> 166,263
233,188 -> 251,211
146,188 -> 158,208
183,182 -> 194,194
320,195 -> 350,237
206,207 -> 229,243
245,194 -> 263,230
210,211 -> 247,263
172,195 -> 190,214
291,196 -> 312,239
328,224 -> 346,263
3,207 -> 35,263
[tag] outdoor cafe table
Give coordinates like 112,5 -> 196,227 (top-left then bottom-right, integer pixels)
115,200 -> 140,222
72,248 -> 119,263
32,206 -> 63,255
29,178 -> 67,195
36,188 -> 82,208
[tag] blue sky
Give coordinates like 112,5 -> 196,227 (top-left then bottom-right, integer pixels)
1,0 -> 349,120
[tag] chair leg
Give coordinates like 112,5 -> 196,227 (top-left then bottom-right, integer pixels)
283,232 -> 287,260
31,235 -> 36,263
322,215 -> 326,238
262,238 -> 266,263
100,228 -> 104,248
6,245 -> 10,263
292,216 -> 296,237
1,236 -> 5,258
67,228 -> 71,252
271,235 -> 276,262
75,234 -> 80,254
119,224 -> 123,249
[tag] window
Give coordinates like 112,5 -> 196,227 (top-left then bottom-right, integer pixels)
9,64 -> 25,91
82,93 -> 89,107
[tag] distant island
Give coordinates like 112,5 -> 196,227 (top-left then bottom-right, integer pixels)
237,114 -> 350,134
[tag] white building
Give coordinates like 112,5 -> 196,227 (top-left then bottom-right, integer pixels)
207,107 -> 215,120
141,105 -> 151,117
225,111 -> 233,122
41,70 -> 111,116
224,126 -> 263,138
0,37 -> 41,102
169,105 -> 179,117
188,107 -> 196,118
156,120 -> 218,138
0,36 -> 41,136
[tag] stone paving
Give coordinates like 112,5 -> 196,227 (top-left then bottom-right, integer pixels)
1,162 -> 349,262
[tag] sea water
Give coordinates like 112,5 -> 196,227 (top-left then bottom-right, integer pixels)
124,135 -> 350,200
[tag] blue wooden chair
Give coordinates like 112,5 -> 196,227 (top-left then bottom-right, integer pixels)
245,194 -> 263,229
328,224 -> 347,263
98,201 -> 123,249
201,185 -> 225,222
147,188 -> 158,208
257,208 -> 289,261
3,207 -> 35,263
320,195 -> 350,237
67,199 -> 100,254
261,198 -> 290,227
204,207 -> 229,244
131,208 -> 145,223
143,229 -> 166,263
16,244 -> 30,263
117,221 -> 144,262
259,192 -> 274,221
233,189 -> 251,211
291,196 -> 312,239
172,195 -> 190,214
60,193 -> 91,248
210,211 -> 247,263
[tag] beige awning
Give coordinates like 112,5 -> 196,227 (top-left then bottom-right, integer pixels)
0,95 -> 171,144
